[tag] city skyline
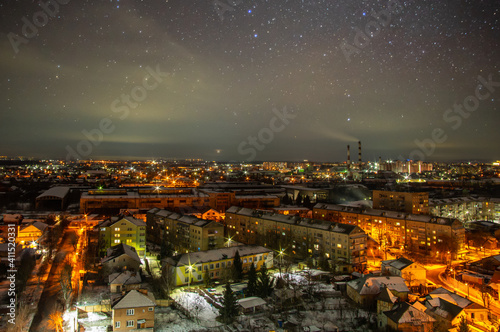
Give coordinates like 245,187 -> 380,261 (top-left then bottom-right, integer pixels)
1,0 -> 499,162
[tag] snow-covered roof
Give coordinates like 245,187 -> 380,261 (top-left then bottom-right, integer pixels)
109,271 -> 142,285
429,287 -> 471,308
348,276 -> 409,295
102,243 -> 141,265
165,245 -> 272,267
237,296 -> 266,309
384,302 -> 435,324
112,290 -> 155,309
37,186 -> 70,199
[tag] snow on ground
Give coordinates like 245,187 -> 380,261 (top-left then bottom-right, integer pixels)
171,291 -> 219,323
273,272 -> 308,285
155,306 -> 210,332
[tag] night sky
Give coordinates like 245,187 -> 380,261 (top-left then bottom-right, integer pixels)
1,0 -> 499,162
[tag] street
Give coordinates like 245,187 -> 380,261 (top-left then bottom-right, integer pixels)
30,230 -> 78,332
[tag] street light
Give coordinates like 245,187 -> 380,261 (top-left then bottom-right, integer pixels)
187,265 -> 194,289
277,248 -> 285,278
465,283 -> 469,299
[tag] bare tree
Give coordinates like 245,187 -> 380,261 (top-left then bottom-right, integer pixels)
60,261 -> 73,308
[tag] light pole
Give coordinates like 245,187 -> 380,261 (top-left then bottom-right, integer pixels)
465,283 -> 469,299
187,265 -> 193,289
278,249 -> 285,278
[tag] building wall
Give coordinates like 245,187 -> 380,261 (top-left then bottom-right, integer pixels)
169,251 -> 273,286
225,210 -> 367,269
112,306 -> 154,331
373,191 -> 429,215
103,255 -> 141,275
100,218 -> 146,256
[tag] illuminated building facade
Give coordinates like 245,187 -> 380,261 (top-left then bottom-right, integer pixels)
225,206 -> 367,271
313,203 -> 466,259
146,208 -> 224,253
373,190 -> 429,215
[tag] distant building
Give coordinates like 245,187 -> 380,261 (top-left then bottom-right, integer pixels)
430,197 -> 500,223
102,243 -> 142,275
36,186 -> 70,210
146,208 -> 224,253
98,215 -> 147,256
80,187 -> 209,214
373,190 -> 429,215
112,290 -> 155,331
163,245 -> 273,287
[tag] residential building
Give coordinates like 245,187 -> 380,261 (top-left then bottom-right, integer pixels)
430,197 -> 500,222
146,208 -> 224,253
225,206 -> 368,271
346,275 -> 409,309
102,243 -> 142,275
163,245 -> 273,287
112,290 -> 155,331
98,215 -> 146,256
383,302 -> 435,332
381,257 -> 427,288
109,271 -> 142,293
17,221 -> 49,249
373,190 -> 429,215
313,203 -> 466,259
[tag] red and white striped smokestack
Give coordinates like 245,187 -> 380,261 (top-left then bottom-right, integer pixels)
358,141 -> 361,164
347,145 -> 351,168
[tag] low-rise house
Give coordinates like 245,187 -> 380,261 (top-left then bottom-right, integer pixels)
237,297 -> 267,314
17,221 -> 49,248
163,245 -> 273,287
383,302 -> 435,332
381,257 -> 427,288
109,271 -> 142,293
102,243 -> 142,275
112,289 -> 155,331
347,275 -> 409,309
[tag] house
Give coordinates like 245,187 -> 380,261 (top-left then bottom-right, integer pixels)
346,275 -> 409,309
237,297 -> 266,314
163,245 -> 273,287
383,302 -> 435,332
17,221 -> 49,248
112,289 -> 155,331
109,271 -> 142,293
98,215 -> 147,256
381,257 -> 427,288
102,243 -> 142,275
424,296 -> 465,330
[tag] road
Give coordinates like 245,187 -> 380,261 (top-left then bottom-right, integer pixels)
30,230 -> 78,332
427,265 -> 500,318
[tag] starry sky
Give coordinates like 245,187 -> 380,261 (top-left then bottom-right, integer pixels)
0,0 -> 499,162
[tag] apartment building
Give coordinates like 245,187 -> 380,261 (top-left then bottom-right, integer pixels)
146,208 -> 224,253
373,190 -> 429,215
163,245 -> 273,286
80,187 -> 209,214
313,203 -> 466,259
430,197 -> 500,222
225,206 -> 367,271
98,215 -> 147,256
